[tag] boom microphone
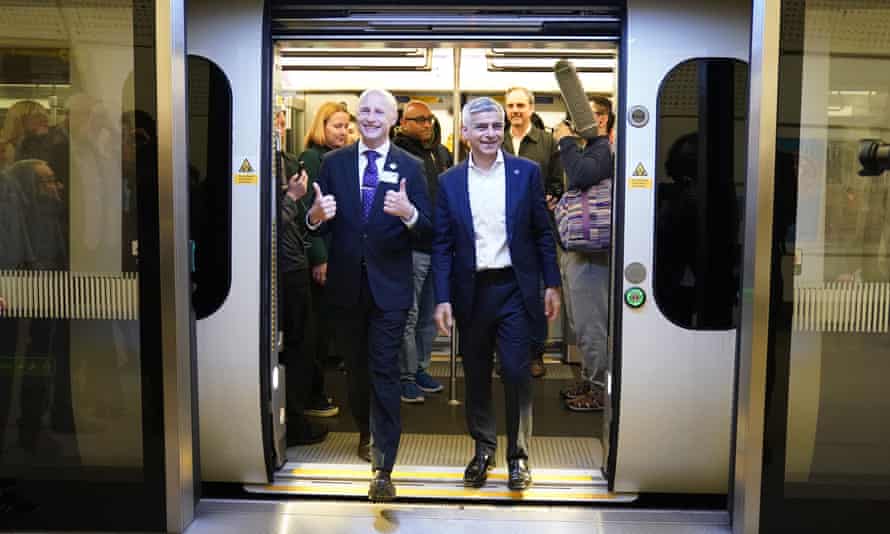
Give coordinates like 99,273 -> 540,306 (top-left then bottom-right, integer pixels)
554,59 -> 598,140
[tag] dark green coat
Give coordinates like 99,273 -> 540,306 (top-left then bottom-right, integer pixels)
503,125 -> 564,199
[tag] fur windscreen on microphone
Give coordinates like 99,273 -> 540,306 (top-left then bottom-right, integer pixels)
554,59 -> 598,140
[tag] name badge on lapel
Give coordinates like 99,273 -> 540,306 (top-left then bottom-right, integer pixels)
380,171 -> 399,184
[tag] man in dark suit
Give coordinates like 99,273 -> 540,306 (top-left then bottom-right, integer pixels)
306,88 -> 432,501
432,97 -> 561,491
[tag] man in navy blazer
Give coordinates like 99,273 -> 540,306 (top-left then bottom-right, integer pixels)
307,88 -> 432,501
433,97 -> 561,491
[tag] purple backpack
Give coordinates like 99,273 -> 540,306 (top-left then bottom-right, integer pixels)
554,179 -> 612,252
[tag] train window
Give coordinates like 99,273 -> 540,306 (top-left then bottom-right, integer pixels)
654,58 -> 748,330
188,54 -> 233,319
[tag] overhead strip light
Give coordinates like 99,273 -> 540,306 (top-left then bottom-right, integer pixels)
279,48 -> 432,71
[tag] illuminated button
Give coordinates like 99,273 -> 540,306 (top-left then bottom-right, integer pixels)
624,287 -> 646,309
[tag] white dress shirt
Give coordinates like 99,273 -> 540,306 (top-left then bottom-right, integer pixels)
468,150 -> 511,271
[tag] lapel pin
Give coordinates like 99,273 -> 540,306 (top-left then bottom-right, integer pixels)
389,162 -> 398,170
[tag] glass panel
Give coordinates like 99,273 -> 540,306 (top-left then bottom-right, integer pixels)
767,0 -> 890,522
0,0 -> 163,529
188,54 -> 232,320
654,59 -> 748,329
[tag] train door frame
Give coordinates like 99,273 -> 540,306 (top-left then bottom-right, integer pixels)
187,1 -> 770,515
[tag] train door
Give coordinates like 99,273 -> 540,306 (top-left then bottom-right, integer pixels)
185,0 -> 751,504
609,0 -> 751,494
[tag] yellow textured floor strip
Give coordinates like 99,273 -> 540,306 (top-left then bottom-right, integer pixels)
256,484 -> 625,501
288,468 -> 594,483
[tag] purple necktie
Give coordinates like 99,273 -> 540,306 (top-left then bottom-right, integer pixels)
361,150 -> 380,223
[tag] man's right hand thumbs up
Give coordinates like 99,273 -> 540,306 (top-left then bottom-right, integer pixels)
308,182 -> 337,225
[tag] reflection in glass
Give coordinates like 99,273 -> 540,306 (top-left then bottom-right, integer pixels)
654,59 -> 748,330
773,0 -> 890,504
0,0 -> 149,509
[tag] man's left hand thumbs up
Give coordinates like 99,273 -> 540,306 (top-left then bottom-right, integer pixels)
383,178 -> 416,220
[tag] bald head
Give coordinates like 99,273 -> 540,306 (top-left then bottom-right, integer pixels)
400,100 -> 435,143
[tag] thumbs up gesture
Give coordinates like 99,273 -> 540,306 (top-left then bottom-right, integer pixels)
383,179 -> 416,220
308,182 -> 337,225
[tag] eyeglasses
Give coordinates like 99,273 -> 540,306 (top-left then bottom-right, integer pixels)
404,116 -> 435,125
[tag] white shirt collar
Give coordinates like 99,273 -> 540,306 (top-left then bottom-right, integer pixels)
468,149 -> 505,173
358,139 -> 390,161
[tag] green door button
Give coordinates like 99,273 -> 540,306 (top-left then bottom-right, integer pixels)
625,287 -> 646,309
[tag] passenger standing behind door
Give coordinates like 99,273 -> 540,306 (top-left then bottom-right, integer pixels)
503,87 -> 564,378
392,100 -> 453,403
292,101 -> 353,419
278,160 -> 330,446
553,96 -> 615,412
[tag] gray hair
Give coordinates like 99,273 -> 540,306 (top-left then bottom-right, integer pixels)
505,86 -> 535,105
462,97 -> 504,128
358,88 -> 399,122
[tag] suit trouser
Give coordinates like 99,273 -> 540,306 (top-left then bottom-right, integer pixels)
460,268 -> 533,460
334,268 -> 407,472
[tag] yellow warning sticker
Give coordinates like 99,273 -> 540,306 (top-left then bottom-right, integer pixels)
234,173 -> 258,185
632,162 -> 648,177
234,158 -> 258,185
629,177 -> 652,189
238,158 -> 255,173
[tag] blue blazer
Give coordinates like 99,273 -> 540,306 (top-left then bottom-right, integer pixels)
312,142 -> 432,311
432,152 -> 560,325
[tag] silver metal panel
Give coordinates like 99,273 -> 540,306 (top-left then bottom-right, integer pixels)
187,0 -> 268,483
190,500 -> 730,534
157,0 -> 194,532
616,0 -> 750,493
733,0 -> 781,532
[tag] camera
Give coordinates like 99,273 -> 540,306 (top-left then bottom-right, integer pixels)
858,139 -> 890,176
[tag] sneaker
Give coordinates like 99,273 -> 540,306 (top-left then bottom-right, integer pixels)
400,382 -> 425,403
287,418 -> 329,446
304,395 -> 340,417
560,380 -> 592,400
564,388 -> 605,412
415,370 -> 443,393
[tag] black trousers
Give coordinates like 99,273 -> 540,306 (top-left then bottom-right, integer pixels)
333,268 -> 407,472
281,268 -> 313,417
459,269 -> 533,460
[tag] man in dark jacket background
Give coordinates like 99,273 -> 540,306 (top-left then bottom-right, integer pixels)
503,86 -> 564,378
391,100 -> 453,402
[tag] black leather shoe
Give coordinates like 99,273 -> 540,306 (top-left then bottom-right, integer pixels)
286,418 -> 328,447
368,470 -> 396,502
507,458 -> 532,490
357,432 -> 371,462
463,454 -> 496,488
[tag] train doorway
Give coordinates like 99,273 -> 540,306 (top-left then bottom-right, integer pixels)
186,1 -> 750,505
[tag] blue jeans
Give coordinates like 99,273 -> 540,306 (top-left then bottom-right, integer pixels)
563,251 -> 609,385
400,251 -> 436,382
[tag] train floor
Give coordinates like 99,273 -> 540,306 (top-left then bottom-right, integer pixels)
245,355 -> 634,503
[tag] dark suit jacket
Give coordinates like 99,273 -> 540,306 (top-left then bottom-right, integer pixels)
432,152 -> 560,325
311,142 -> 432,311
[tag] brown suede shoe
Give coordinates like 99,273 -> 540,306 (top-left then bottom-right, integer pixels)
530,357 -> 546,378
